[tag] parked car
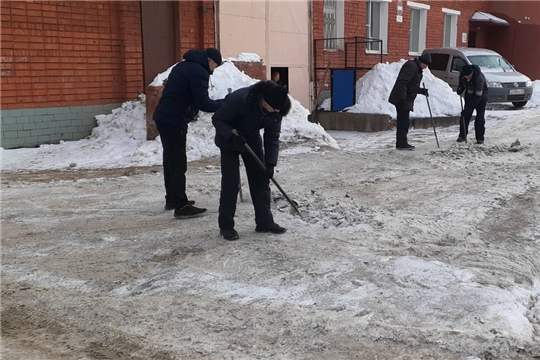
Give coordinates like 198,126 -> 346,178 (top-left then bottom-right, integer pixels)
421,47 -> 533,108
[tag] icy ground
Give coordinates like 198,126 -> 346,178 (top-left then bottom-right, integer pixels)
2,105 -> 540,359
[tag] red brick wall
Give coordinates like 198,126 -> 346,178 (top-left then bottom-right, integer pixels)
0,1 -> 143,110
233,62 -> 267,81
179,0 -> 216,56
312,1 -> 492,95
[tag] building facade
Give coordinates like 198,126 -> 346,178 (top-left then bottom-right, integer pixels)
217,0 -> 311,109
2,1 -> 538,149
312,0 -> 539,109
1,0 -> 215,149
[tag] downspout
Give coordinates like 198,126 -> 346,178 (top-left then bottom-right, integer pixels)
265,0 -> 270,79
214,0 -> 220,49
308,0 -> 314,112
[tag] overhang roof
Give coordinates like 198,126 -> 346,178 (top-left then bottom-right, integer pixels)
470,11 -> 510,26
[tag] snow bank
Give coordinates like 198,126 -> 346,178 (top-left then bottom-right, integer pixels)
526,80 -> 540,108
2,61 -> 336,171
346,60 -> 461,118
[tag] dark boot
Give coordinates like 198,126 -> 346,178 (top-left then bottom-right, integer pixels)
456,137 -> 467,143
396,144 -> 415,150
255,223 -> 287,234
165,200 -> 195,210
174,204 -> 206,218
220,228 -> 239,241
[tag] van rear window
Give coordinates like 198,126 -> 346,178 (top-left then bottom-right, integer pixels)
428,53 -> 450,71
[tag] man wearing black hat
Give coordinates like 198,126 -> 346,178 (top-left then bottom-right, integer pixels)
212,81 -> 291,241
154,48 -> 224,219
456,64 -> 488,144
388,53 -> 432,150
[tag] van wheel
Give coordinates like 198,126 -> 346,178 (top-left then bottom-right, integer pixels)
512,101 -> 527,108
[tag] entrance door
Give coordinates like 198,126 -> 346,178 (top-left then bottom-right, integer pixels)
331,70 -> 355,111
140,1 -> 179,87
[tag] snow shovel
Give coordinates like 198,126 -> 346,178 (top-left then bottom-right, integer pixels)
232,129 -> 303,219
423,83 -> 440,148
459,95 -> 468,144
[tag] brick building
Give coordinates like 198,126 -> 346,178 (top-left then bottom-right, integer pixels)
1,0 -> 215,149
2,1 -> 538,148
313,0 -> 539,109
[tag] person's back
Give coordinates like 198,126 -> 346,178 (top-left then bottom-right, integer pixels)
154,49 -> 220,130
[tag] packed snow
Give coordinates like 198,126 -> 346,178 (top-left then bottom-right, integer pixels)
526,80 -> 540,108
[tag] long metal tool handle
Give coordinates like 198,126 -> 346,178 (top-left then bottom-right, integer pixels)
423,83 -> 440,148
459,95 -> 468,143
232,130 -> 303,218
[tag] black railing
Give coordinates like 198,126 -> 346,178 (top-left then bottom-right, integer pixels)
313,36 -> 383,110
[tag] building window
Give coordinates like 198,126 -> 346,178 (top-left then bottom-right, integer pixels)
442,8 -> 460,47
324,0 -> 344,50
366,1 -> 389,53
407,1 -> 430,55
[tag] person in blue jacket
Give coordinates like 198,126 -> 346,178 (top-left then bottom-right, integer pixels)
153,48 -> 223,218
212,81 -> 291,241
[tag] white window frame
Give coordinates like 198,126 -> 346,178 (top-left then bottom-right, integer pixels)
407,1 -> 429,56
366,0 -> 390,54
323,0 -> 345,51
442,8 -> 460,47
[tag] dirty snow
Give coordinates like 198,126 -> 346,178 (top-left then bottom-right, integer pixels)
2,61 -> 540,359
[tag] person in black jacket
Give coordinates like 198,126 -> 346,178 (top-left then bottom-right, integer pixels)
212,81 -> 291,241
388,53 -> 431,150
456,64 -> 488,144
153,48 -> 223,218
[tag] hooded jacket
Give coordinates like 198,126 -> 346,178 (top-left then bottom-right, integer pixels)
153,50 -> 221,130
388,58 -> 424,111
212,81 -> 291,167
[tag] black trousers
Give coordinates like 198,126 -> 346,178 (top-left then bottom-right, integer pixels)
395,106 -> 411,147
460,98 -> 487,141
218,145 -> 274,230
156,121 -> 189,208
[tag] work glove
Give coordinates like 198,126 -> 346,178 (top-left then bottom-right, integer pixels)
265,165 -> 275,179
419,88 -> 429,97
229,129 -> 246,147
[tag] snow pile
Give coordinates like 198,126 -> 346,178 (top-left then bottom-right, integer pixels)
526,80 -> 540,108
227,52 -> 263,62
182,61 -> 337,151
2,61 -> 336,171
346,60 -> 461,118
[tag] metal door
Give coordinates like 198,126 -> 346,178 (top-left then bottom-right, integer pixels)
331,70 -> 355,111
140,1 -> 178,87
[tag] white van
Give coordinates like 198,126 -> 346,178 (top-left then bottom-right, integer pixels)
422,47 -> 533,108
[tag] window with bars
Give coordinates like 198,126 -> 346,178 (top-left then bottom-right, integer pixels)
323,0 -> 343,50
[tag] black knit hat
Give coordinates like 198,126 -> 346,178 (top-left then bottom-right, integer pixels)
205,48 -> 222,65
461,65 -> 473,76
264,86 -> 288,110
419,53 -> 432,65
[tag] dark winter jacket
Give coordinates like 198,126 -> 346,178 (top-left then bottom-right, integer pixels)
457,65 -> 488,108
388,58 -> 424,111
212,81 -> 291,167
153,50 -> 222,130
